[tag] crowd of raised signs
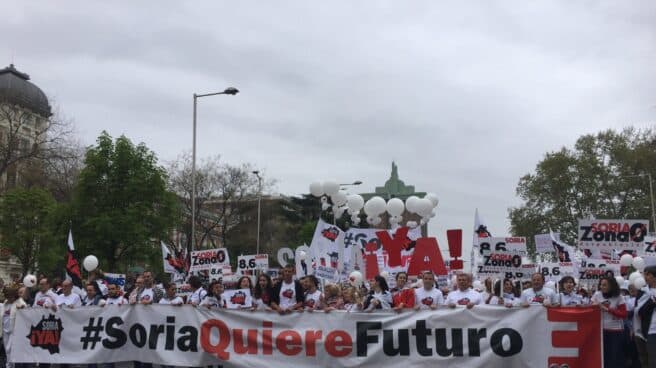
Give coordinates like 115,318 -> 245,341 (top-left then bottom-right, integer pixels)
1,262 -> 655,368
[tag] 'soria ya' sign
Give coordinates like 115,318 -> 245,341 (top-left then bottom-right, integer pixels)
12,305 -> 601,368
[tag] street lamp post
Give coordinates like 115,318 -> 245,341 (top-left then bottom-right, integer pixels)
191,87 -> 239,252
339,180 -> 363,190
252,171 -> 262,255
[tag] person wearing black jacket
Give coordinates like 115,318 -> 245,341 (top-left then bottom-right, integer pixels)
640,265 -> 656,368
271,264 -> 304,314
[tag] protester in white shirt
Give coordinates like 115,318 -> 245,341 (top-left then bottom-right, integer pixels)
364,275 -> 392,312
104,283 -> 127,305
447,273 -> 482,309
558,276 -> 583,306
302,275 -> 323,312
521,273 -> 558,307
200,280 -> 224,309
414,271 -> 444,310
57,280 -> 82,308
33,277 -> 58,310
487,278 -> 520,307
2,285 -> 27,368
591,275 -> 627,368
186,276 -> 207,306
341,286 -> 363,312
158,282 -> 184,306
271,265 -> 304,314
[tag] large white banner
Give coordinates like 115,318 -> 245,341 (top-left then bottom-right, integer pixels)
577,219 -> 648,251
12,305 -> 602,367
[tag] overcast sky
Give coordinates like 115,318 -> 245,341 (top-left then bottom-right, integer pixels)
3,1 -> 655,263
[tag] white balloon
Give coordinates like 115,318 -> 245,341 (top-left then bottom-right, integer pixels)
629,271 -> 642,283
351,214 -> 360,225
83,255 -> 99,272
373,216 -> 382,226
23,274 -> 37,288
366,216 -> 375,225
416,198 -> 433,217
321,202 -> 331,211
323,181 -> 339,197
420,218 -> 428,226
615,276 -> 625,285
405,196 -> 420,213
634,277 -> 646,289
333,205 -> 346,218
406,221 -> 418,229
298,250 -> 307,261
430,209 -> 437,218
364,196 -> 386,216
332,190 -> 348,206
620,254 -> 633,267
349,271 -> 363,287
424,193 -> 439,207
309,182 -> 324,197
632,256 -> 646,271
347,194 -> 365,211
386,198 -> 405,216
389,215 -> 400,224
473,280 -> 483,290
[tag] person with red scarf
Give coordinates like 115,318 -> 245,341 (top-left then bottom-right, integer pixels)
392,272 -> 415,312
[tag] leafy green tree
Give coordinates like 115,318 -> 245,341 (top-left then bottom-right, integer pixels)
71,132 -> 179,271
0,187 -> 58,275
509,128 -> 656,255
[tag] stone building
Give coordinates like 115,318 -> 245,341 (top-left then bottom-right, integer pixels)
0,64 -> 53,281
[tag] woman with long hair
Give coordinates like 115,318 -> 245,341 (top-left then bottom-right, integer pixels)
558,276 -> 583,306
591,275 -> 627,368
487,278 -> 519,307
363,275 -> 392,312
252,274 -> 274,311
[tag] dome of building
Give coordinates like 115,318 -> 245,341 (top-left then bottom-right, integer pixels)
0,64 -> 52,117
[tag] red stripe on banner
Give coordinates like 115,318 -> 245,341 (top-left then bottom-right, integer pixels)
547,307 -> 602,368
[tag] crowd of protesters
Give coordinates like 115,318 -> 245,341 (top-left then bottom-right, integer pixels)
1,264 -> 655,368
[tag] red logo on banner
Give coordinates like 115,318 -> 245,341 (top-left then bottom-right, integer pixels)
547,307 -> 602,368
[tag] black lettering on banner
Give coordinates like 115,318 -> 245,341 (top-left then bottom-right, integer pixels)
495,242 -> 506,252
357,322 -> 382,357
102,317 -> 126,349
129,324 -> 147,348
468,329 -> 487,357
411,320 -> 432,356
479,242 -> 490,255
148,324 -> 165,349
166,316 -> 176,350
383,329 -> 410,356
490,328 -> 522,357
580,226 -> 592,241
435,328 -> 463,357
645,241 -> 656,253
177,326 -> 198,352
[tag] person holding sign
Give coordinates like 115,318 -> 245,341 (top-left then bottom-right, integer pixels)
446,273 -> 482,309
392,272 -> 415,312
271,264 -> 304,314
414,271 -> 444,310
558,276 -> 583,306
591,275 -> 627,368
520,273 -> 558,307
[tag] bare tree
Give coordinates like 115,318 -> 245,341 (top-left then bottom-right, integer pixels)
0,102 -> 76,193
166,152 -> 274,255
